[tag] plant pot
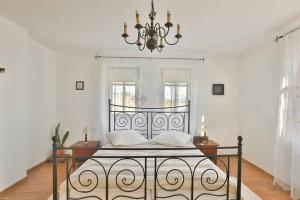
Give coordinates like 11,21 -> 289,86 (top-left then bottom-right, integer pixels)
56,149 -> 65,155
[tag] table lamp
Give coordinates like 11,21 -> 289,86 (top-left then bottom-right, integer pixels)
82,126 -> 88,142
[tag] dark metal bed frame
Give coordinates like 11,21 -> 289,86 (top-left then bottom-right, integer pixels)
52,100 -> 243,200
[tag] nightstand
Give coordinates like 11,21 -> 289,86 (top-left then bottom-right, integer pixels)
193,137 -> 219,164
71,141 -> 101,168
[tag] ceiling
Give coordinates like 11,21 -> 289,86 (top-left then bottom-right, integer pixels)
0,0 -> 300,55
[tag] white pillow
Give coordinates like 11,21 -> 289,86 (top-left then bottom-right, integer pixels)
107,130 -> 148,146
151,131 -> 193,147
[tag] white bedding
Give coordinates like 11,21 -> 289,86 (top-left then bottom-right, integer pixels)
49,142 -> 261,200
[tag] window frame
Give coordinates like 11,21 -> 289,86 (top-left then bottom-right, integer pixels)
163,82 -> 189,107
111,81 -> 137,109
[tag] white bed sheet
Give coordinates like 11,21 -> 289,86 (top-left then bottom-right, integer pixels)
48,142 -> 261,200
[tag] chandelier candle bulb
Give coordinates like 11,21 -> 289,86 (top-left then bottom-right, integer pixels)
136,11 -> 140,24
177,24 -> 180,34
167,10 -> 171,23
124,22 -> 127,34
160,37 -> 163,45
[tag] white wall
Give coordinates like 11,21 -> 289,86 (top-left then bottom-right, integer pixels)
26,39 -> 57,169
0,15 -> 30,192
56,51 -> 100,146
199,56 -> 240,146
55,52 -> 240,146
239,41 -> 282,174
0,15 -> 57,191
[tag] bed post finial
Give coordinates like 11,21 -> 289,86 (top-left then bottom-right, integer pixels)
237,136 -> 243,200
52,135 -> 57,143
238,135 -> 243,144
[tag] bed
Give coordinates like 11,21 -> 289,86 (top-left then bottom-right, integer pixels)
50,100 -> 259,200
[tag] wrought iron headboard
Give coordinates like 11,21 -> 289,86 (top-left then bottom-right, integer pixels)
108,99 -> 191,139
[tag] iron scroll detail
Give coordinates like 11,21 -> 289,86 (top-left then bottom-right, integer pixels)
109,100 -> 191,138
52,121 -> 242,200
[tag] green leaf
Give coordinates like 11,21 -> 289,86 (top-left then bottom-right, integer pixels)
55,123 -> 60,136
61,131 -> 69,147
55,123 -> 61,146
57,134 -> 61,147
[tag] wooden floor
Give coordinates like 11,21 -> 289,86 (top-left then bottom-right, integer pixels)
0,158 -> 291,200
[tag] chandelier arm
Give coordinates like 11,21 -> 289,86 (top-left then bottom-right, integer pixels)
154,23 -> 167,38
158,26 -> 168,38
163,36 -> 180,46
138,36 -> 147,51
162,25 -> 170,37
124,34 -> 139,45
140,31 -> 146,39
145,23 -> 151,29
139,27 -> 147,39
154,23 -> 161,39
154,23 -> 161,31
144,23 -> 151,38
156,43 -> 163,52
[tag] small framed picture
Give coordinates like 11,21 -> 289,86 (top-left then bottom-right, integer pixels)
76,81 -> 84,90
212,84 -> 224,95
0,66 -> 5,74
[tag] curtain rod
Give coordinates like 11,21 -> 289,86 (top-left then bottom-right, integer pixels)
275,25 -> 300,42
95,55 -> 205,61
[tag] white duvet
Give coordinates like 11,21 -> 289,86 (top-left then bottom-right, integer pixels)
49,142 -> 261,200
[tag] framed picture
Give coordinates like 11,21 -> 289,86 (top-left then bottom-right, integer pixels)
76,81 -> 84,90
0,66 -> 5,74
212,84 -> 224,95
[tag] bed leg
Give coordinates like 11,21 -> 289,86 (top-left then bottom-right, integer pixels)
237,136 -> 243,200
52,136 -> 58,200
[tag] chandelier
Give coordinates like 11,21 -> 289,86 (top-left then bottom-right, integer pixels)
121,0 -> 182,52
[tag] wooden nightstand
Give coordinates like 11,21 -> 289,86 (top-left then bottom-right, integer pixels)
71,141 -> 101,168
193,137 -> 219,164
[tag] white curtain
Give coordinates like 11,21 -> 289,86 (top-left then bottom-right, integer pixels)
98,57 -> 202,142
274,31 -> 300,200
98,58 -> 149,142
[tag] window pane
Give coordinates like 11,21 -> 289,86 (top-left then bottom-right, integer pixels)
112,83 -> 123,106
112,81 -> 136,111
124,84 -> 136,107
164,83 -> 188,107
164,85 -> 173,107
177,85 -> 187,106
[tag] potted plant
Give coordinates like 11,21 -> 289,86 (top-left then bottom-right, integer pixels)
54,123 -> 69,155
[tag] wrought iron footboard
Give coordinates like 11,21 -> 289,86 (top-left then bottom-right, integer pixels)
52,137 -> 243,200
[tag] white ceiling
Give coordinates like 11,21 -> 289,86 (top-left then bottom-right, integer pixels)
0,0 -> 300,55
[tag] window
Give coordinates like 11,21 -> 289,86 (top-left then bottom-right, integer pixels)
164,83 -> 188,107
112,82 -> 136,109
162,68 -> 190,107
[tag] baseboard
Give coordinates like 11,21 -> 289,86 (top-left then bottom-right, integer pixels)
0,158 -> 49,194
243,158 -> 274,178
0,175 -> 27,194
27,157 -> 50,173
